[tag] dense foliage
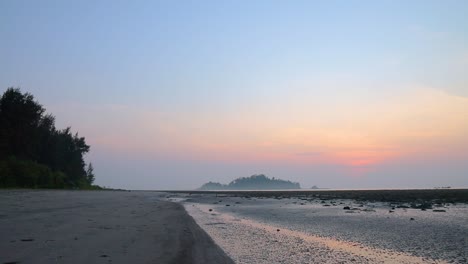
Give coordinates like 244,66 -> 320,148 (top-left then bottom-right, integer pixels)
0,88 -> 97,189
199,174 -> 301,190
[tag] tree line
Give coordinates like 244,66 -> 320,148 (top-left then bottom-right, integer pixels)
0,88 -> 98,189
199,174 -> 301,190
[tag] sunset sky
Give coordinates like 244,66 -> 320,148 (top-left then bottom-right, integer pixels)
1,0 -> 467,189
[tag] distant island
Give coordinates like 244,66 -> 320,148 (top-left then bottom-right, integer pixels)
199,174 -> 301,190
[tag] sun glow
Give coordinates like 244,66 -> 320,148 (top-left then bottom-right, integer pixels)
69,86 -> 468,177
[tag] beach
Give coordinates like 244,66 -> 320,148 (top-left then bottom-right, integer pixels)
0,190 -> 233,264
170,190 -> 468,264
2,189 -> 467,264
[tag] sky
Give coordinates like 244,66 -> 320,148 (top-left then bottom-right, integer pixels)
1,0 -> 467,189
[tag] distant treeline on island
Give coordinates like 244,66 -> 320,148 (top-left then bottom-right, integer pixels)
0,88 -> 98,189
199,174 -> 301,190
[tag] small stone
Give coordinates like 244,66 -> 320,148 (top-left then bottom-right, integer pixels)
277,229 -> 280,232
208,209 -> 213,212
343,206 -> 351,210
410,218 -> 415,221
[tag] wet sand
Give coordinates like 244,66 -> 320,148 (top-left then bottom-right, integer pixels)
0,190 -> 233,264
167,191 -> 468,264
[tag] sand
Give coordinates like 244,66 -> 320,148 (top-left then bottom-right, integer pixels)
167,192 -> 468,264
0,190 -> 233,264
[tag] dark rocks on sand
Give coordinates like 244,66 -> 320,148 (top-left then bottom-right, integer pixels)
277,229 -> 280,232
343,206 -> 351,210
433,209 -> 446,212
209,209 -> 213,212
410,218 -> 415,221
225,204 -> 230,206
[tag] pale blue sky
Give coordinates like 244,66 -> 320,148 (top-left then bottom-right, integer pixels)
1,1 -> 467,189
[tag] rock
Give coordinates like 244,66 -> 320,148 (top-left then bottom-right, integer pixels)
389,210 -> 394,213
276,229 -> 280,232
410,218 -> 415,221
208,209 -> 213,212
343,206 -> 351,210
225,204 -> 230,206
433,209 -> 446,212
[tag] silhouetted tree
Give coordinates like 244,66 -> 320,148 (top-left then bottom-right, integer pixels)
0,88 -> 96,189
86,163 -> 95,185
0,88 -> 45,161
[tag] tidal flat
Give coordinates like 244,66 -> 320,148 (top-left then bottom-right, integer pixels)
166,189 -> 468,264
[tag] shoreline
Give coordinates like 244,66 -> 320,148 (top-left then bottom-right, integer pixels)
164,188 -> 468,204
173,191 -> 468,263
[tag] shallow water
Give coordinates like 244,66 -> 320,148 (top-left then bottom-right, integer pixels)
177,194 -> 468,263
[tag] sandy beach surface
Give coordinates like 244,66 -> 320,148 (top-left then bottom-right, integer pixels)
165,191 -> 468,264
0,190 -> 233,264
2,189 -> 467,264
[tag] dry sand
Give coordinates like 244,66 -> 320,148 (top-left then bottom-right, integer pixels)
0,190 -> 233,264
